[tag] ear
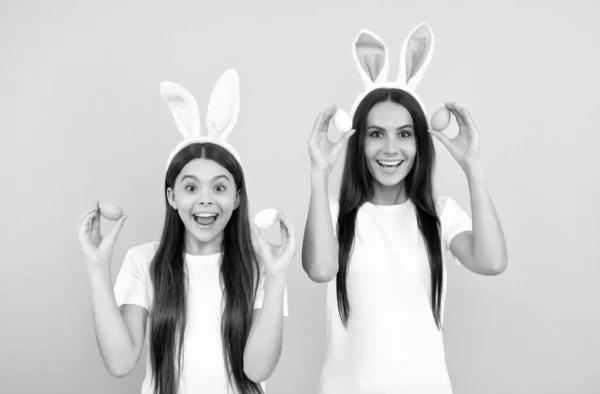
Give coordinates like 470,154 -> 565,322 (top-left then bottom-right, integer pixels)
397,23 -> 434,89
233,190 -> 241,210
160,81 -> 201,139
206,69 -> 240,141
166,187 -> 178,210
352,29 -> 389,85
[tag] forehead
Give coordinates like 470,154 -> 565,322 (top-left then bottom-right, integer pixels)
367,101 -> 413,128
177,158 -> 233,182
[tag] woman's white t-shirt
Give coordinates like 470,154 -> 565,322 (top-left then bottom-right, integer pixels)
317,196 -> 472,394
113,241 -> 289,394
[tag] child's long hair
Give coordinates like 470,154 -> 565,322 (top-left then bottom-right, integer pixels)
336,88 -> 444,329
149,142 -> 263,394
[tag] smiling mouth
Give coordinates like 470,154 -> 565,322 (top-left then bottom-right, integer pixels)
376,160 -> 403,169
192,212 -> 219,226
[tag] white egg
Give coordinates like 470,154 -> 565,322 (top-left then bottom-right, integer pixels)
254,208 -> 279,229
430,106 -> 451,131
99,202 -> 123,221
333,109 -> 352,133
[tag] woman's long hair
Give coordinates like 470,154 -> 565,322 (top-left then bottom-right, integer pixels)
149,142 -> 263,394
336,88 -> 444,329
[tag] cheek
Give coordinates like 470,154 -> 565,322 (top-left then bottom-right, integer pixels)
217,191 -> 238,212
175,194 -> 193,212
403,140 -> 417,159
364,139 -> 380,159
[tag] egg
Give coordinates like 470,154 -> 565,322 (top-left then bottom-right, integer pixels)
98,202 -> 123,221
430,106 -> 451,131
254,208 -> 279,229
333,109 -> 352,133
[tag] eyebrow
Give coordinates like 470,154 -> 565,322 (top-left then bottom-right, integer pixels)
366,124 -> 414,131
181,174 -> 231,182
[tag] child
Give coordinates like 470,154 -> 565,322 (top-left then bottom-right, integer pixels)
302,24 -> 508,393
78,69 -> 295,394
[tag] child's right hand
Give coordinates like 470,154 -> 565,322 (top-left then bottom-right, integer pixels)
251,211 -> 297,279
78,202 -> 127,269
308,105 -> 356,174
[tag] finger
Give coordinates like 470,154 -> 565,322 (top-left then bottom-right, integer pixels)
311,105 -> 337,136
460,106 -> 479,137
106,215 -> 128,243
90,210 -> 101,239
249,224 -> 263,257
79,203 -> 99,223
445,102 -> 466,126
78,210 -> 97,241
323,104 -> 337,118
79,208 -> 98,223
277,211 -> 297,254
250,223 -> 270,251
310,113 -> 325,141
332,128 -> 356,155
428,128 -> 452,149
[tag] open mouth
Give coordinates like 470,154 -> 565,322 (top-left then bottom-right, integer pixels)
192,212 -> 219,226
376,160 -> 403,171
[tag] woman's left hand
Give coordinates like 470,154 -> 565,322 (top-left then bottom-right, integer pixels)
429,102 -> 481,170
251,211 -> 297,278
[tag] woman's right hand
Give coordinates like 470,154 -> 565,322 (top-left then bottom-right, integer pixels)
308,105 -> 356,174
78,202 -> 127,269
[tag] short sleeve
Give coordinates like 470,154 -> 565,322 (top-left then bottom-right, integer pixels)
253,268 -> 289,318
113,247 -> 151,310
438,196 -> 473,264
329,195 -> 340,238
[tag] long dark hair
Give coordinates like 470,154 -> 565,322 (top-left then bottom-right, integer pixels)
149,142 -> 263,394
336,88 -> 444,329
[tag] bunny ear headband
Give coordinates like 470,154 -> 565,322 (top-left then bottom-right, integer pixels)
335,23 -> 435,131
160,69 -> 242,168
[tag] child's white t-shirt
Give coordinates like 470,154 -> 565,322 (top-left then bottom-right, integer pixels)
113,241 -> 289,394
317,196 -> 472,394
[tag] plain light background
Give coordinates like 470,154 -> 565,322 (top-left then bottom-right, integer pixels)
2,0 -> 599,393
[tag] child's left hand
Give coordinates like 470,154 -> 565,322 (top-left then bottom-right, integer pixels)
251,211 -> 297,279
428,102 -> 481,170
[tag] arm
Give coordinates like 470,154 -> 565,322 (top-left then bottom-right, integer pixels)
244,211 -> 296,382
243,274 -> 286,382
450,164 -> 508,275
302,172 -> 339,282
88,266 -> 147,376
429,102 -> 508,276
302,106 -> 356,283
78,205 -> 146,377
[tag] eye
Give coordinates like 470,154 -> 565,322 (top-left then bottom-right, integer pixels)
185,184 -> 197,192
215,185 -> 227,192
400,130 -> 413,138
369,130 -> 383,138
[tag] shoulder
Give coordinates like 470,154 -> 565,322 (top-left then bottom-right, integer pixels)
328,195 -> 340,214
435,195 -> 468,216
125,241 -> 160,267
329,195 -> 340,221
435,195 -> 453,212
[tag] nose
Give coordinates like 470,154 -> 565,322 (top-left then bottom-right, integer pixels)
197,188 -> 213,205
383,134 -> 399,156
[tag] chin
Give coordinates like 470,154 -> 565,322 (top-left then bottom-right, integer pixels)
185,222 -> 225,244
191,233 -> 219,244
370,170 -> 408,188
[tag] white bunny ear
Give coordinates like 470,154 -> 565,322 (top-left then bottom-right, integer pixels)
206,69 -> 239,141
160,81 -> 201,138
397,23 -> 434,90
353,29 -> 389,85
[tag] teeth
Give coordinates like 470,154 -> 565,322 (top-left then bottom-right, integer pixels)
377,160 -> 402,166
193,213 -> 217,218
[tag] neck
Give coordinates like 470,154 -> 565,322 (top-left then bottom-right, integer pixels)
371,180 -> 408,205
184,233 -> 223,256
